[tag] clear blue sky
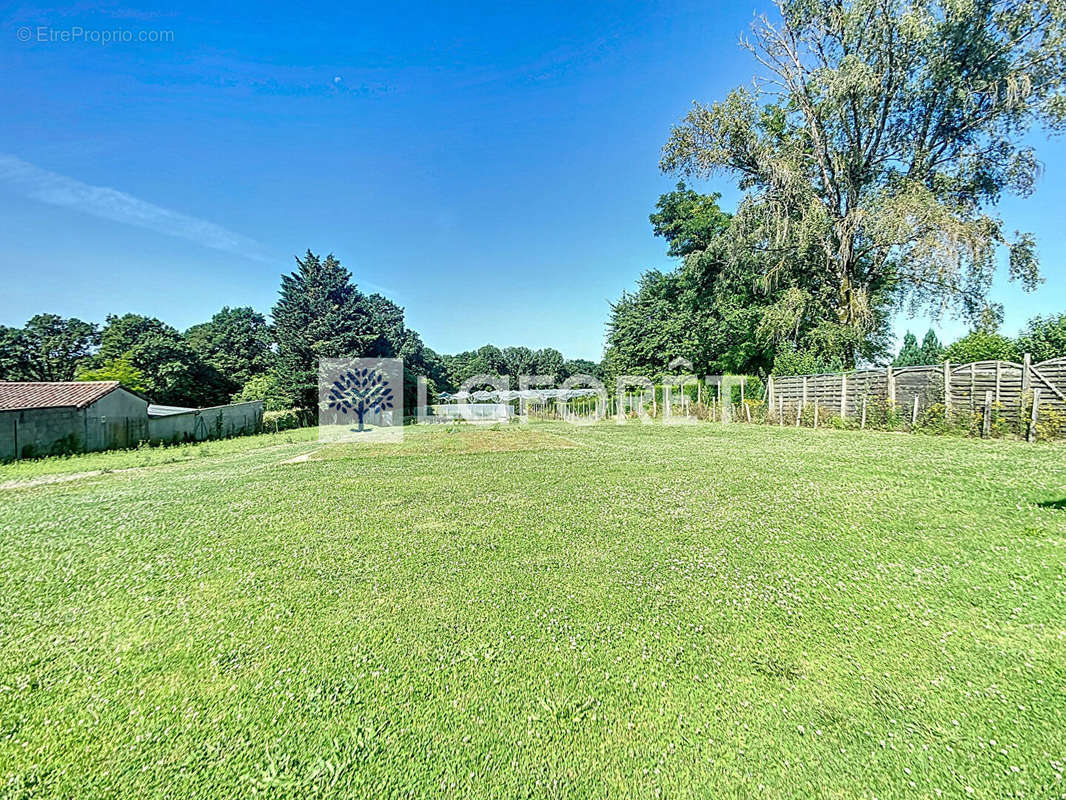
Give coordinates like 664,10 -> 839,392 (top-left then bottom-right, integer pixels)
2,0 -> 1064,361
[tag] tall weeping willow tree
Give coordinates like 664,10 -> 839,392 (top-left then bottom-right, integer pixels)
662,0 -> 1066,367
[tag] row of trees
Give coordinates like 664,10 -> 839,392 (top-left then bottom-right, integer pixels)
0,251 -> 600,412
0,311 -> 259,407
606,179 -> 1066,378
895,312 -> 1066,367
606,0 -> 1066,381
437,346 -> 603,391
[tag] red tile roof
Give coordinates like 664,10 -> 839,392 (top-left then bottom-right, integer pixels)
0,381 -> 121,411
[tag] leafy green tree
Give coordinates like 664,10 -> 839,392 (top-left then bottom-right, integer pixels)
605,268 -> 699,378
661,0 -> 1065,365
420,347 -> 452,394
397,330 -> 443,412
185,307 -> 273,390
474,345 -> 507,376
943,331 -> 1020,363
893,332 -> 924,367
920,330 -> 944,365
0,326 -> 31,380
605,187 -> 786,379
373,300 -> 442,410
76,357 -> 148,393
366,293 -> 407,358
891,327 -> 942,367
438,351 -> 473,389
98,314 -> 171,362
437,345 -> 595,389
98,314 -> 230,406
1016,313 -> 1066,362
358,292 -> 444,409
441,346 -> 511,388
771,344 -> 844,376
232,373 -> 289,411
2,314 -> 100,381
650,183 -> 732,257
502,347 -> 536,379
561,359 -> 603,380
532,348 -> 564,380
272,251 -> 382,410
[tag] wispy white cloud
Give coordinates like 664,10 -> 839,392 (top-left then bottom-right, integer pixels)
0,153 -> 269,261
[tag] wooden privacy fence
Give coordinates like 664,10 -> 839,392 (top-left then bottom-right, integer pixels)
767,355 -> 1066,440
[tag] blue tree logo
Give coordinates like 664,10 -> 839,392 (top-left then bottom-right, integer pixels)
326,367 -> 395,432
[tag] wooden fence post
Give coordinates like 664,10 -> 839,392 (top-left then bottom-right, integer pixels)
911,394 -> 919,427
944,360 -> 951,417
994,361 -> 1002,404
860,396 -> 867,429
813,399 -> 819,429
1021,353 -> 1031,434
1028,387 -> 1041,443
802,375 -> 808,409
767,376 -> 774,412
840,373 -> 847,419
982,390 -> 992,438
779,395 -> 784,426
969,363 -> 976,410
886,365 -> 895,408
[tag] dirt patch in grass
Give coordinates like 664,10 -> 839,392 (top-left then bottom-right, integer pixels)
0,469 -> 113,490
304,425 -> 578,462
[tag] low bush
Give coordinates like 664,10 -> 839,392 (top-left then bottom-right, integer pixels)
739,398 -> 767,423
688,402 -> 713,421
912,403 -> 978,436
828,414 -> 860,430
796,402 -> 838,428
1035,408 -> 1066,442
263,408 -> 309,432
861,397 -> 904,431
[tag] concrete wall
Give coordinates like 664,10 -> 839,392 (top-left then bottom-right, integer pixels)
1,406 -> 80,461
86,387 -> 150,451
0,392 -> 263,460
147,401 -> 263,443
0,387 -> 148,460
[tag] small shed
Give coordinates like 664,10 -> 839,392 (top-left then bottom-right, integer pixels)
0,381 -> 149,460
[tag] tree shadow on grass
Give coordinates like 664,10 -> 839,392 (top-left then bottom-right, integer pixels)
1036,498 -> 1066,510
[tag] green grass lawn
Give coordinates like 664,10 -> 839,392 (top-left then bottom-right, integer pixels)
2,423 -> 1064,798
